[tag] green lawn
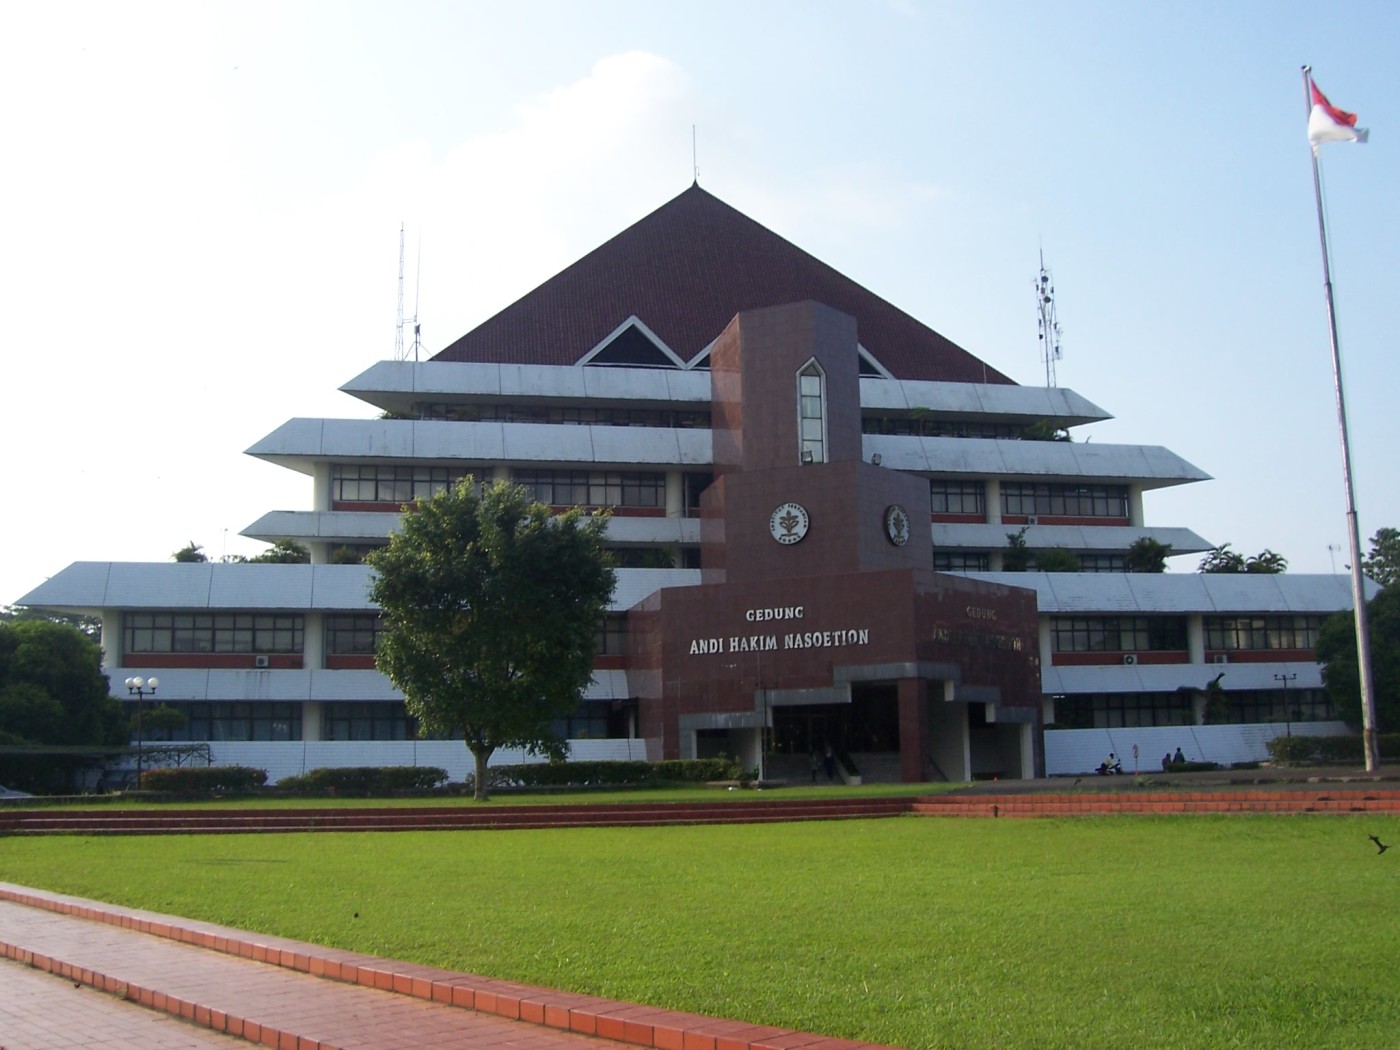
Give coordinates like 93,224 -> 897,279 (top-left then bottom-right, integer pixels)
2,814 -> 1396,1049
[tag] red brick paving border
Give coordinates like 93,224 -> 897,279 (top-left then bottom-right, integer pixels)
0,883 -> 892,1050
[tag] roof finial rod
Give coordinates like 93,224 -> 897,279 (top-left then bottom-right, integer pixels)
692,124 -> 699,185
1035,245 -> 1062,387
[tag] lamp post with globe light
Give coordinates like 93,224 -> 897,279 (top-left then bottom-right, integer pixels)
1274,673 -> 1297,739
124,676 -> 158,786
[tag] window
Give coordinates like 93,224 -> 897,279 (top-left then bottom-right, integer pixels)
1050,616 -> 1187,653
125,613 -> 304,655
549,700 -> 613,740
322,702 -> 416,741
934,553 -> 990,571
605,548 -> 677,568
1076,554 -> 1127,573
1052,693 -> 1193,729
861,415 -> 1025,439
134,701 -> 302,742
332,465 -> 474,504
511,469 -> 663,508
594,613 -> 630,655
930,481 -> 985,515
1002,483 -> 1129,519
1224,689 -> 1335,724
1204,615 -> 1324,651
797,361 -> 826,464
684,472 -> 713,515
416,402 -> 711,428
325,614 -> 382,656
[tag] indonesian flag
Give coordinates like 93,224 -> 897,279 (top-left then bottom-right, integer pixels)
1308,78 -> 1369,152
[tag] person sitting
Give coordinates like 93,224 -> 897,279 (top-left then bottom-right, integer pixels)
1097,752 -> 1123,775
1173,747 -> 1185,765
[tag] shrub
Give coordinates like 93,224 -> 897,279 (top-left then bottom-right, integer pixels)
139,766 -> 267,793
276,766 -> 448,795
1164,760 -> 1219,773
1265,733 -> 1400,765
488,758 -> 745,789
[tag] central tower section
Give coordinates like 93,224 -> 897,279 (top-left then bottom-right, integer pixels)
700,300 -> 933,582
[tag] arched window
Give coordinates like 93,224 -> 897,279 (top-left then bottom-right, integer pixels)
797,360 -> 827,464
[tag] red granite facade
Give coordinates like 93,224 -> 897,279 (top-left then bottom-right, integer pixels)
628,301 -> 1042,781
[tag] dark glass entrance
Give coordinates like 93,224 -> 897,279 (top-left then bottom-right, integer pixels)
771,683 -> 900,756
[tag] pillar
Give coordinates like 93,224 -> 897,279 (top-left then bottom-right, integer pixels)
897,677 -> 930,783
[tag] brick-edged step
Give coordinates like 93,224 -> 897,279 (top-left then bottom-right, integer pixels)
912,788 -> 1400,818
0,883 -> 898,1050
0,796 -> 916,836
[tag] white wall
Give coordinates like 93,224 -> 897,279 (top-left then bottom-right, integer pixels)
202,738 -> 650,785
1044,721 -> 1350,777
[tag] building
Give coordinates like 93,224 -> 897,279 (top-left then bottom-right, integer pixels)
18,184 -> 1361,782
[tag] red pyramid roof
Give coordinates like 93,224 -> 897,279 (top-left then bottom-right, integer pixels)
434,183 -> 1014,385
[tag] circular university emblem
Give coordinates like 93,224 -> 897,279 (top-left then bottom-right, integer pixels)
769,502 -> 811,545
883,504 -> 911,546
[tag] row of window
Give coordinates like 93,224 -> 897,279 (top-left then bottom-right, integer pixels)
127,700 -> 621,743
512,470 -> 665,509
129,690 -> 1336,742
1052,689 -> 1336,729
1204,616 -> 1324,651
1001,483 -> 1129,519
126,613 -> 634,660
333,465 -> 474,504
125,611 -> 1324,659
401,403 -> 1072,440
1052,617 -> 1187,653
1050,615 -> 1325,653
414,402 -> 712,429
334,467 -> 720,514
862,416 -> 1028,439
330,467 -> 1140,523
933,553 -> 1126,573
126,614 -> 304,655
929,481 -> 1130,520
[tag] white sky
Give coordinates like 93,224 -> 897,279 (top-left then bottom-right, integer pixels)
3,0 -> 1397,604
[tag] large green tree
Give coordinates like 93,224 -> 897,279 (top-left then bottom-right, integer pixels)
0,619 -> 125,746
1198,543 -> 1287,574
1361,527 -> 1400,588
1316,585 -> 1400,734
367,479 -> 615,800
1124,536 -> 1171,573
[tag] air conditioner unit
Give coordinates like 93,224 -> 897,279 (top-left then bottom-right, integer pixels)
1213,654 -> 1229,665
254,655 -> 270,668
1026,515 -> 1039,525
1122,653 -> 1138,666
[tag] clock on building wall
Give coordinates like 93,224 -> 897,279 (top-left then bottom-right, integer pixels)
769,502 -> 810,545
883,504 -> 911,546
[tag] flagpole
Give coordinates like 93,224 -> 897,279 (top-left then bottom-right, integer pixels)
1301,64 -> 1379,771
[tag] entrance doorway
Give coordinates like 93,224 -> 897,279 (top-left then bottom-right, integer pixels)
770,684 -> 900,758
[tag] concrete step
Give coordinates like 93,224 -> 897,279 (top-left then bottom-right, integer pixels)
0,797 -> 915,836
913,788 -> 1400,817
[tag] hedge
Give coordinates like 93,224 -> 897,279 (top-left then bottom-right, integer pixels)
276,766 -> 448,795
139,766 -> 267,793
489,758 -> 745,789
1265,733 -> 1400,765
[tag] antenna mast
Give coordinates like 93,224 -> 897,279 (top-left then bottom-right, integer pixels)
394,223 -> 406,361
411,235 -> 423,362
1035,249 -> 1062,387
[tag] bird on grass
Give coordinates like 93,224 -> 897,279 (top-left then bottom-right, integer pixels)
1368,835 -> 1392,855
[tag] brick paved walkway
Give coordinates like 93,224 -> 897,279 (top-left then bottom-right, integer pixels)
1,958 -> 249,1049
0,885 -> 892,1050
